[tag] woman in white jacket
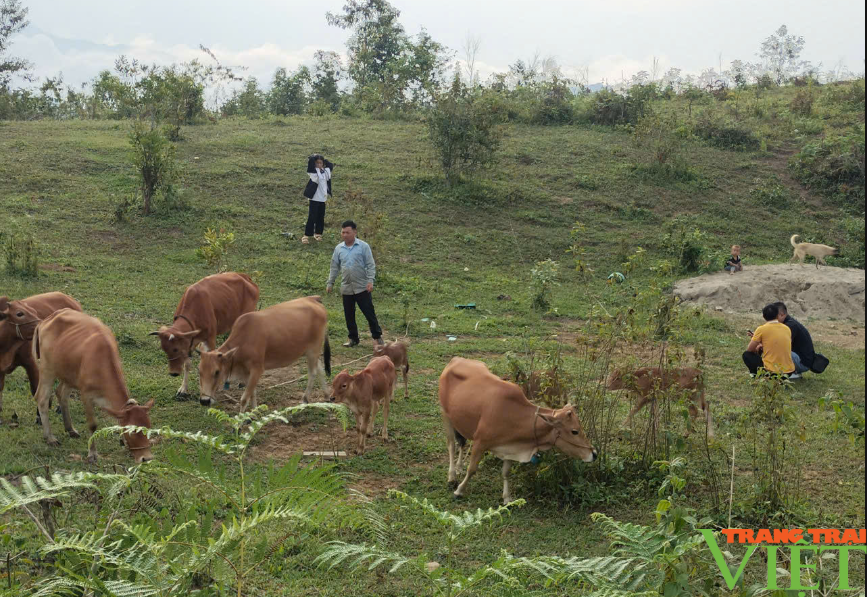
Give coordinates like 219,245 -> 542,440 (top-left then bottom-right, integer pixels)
301,154 -> 334,244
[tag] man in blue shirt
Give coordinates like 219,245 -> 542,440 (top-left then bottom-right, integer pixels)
326,220 -> 384,348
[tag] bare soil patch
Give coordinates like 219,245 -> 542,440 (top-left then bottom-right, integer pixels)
39,263 -> 76,272
675,264 -> 865,324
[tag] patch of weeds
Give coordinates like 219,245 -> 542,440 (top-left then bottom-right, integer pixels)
749,177 -> 791,209
574,174 -> 600,190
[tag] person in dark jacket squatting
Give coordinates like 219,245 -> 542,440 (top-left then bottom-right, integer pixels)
301,154 -> 334,244
773,302 -> 815,377
326,221 -> 384,348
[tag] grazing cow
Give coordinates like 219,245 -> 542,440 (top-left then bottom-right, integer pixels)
198,296 -> 330,412
372,340 -> 409,398
439,357 -> 597,504
0,292 -> 82,424
329,356 -> 396,455
606,367 -> 713,437
149,272 -> 259,398
32,309 -> 155,463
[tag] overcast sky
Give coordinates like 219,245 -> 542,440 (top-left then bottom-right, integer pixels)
10,0 -> 866,94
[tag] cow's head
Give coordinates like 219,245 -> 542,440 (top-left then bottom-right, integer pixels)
329,370 -> 353,403
197,347 -> 238,406
148,326 -> 201,376
606,369 -> 628,391
0,297 -> 41,369
540,405 -> 597,463
108,398 -> 155,463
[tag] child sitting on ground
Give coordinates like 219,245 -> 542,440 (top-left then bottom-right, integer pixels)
725,245 -> 743,275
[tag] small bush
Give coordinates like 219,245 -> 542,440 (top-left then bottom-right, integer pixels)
789,89 -> 814,116
661,217 -> 715,273
692,115 -> 761,151
196,226 -> 235,272
585,85 -> 656,126
426,75 -> 504,185
128,122 -> 178,215
2,232 -> 39,277
630,160 -> 700,186
530,258 -> 560,311
789,125 -> 865,212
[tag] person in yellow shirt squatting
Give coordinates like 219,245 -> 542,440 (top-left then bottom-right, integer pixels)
742,303 -> 798,379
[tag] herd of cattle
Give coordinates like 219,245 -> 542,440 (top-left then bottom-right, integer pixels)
0,272 -> 712,502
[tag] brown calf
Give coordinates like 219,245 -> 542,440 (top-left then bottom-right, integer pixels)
372,340 -> 409,398
329,356 -> 396,455
607,367 -> 713,436
0,292 -> 82,424
33,309 -> 155,463
150,272 -> 259,398
198,296 -> 330,412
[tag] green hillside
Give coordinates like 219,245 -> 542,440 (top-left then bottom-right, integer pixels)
0,81 -> 864,595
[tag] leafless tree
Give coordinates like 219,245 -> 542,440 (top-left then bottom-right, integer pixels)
650,56 -> 661,82
461,31 -> 481,86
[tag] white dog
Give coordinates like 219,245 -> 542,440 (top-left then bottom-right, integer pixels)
790,234 -> 839,268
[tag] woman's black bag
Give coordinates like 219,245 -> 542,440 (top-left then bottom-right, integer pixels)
810,353 -> 829,374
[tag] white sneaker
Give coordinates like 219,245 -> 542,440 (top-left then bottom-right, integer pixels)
789,373 -> 802,380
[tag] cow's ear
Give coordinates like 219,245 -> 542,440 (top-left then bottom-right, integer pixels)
176,329 -> 201,339
219,347 -> 239,360
0,297 -> 8,313
537,413 -> 557,427
148,330 -> 161,336
142,399 -> 155,410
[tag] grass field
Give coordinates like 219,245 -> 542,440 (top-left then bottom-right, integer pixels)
0,88 -> 864,595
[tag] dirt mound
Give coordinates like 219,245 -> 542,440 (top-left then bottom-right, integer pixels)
674,264 -> 865,323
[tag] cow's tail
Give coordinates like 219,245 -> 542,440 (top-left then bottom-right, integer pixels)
454,429 -> 467,448
323,336 -> 331,377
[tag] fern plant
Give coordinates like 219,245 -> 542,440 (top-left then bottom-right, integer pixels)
316,490 -> 529,597
1,402 -> 370,597
316,490 -> 663,596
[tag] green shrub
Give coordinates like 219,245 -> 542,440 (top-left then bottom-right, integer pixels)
426,75 -> 504,185
789,89 -> 814,116
789,125 -> 865,212
530,258 -> 560,311
531,77 -> 574,125
660,217 -> 715,273
2,232 -> 39,277
196,226 -> 235,272
692,115 -> 761,151
128,122 -> 178,215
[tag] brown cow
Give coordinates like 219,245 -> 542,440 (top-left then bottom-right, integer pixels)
198,296 -> 330,412
371,340 -> 409,398
33,309 -> 154,463
0,292 -> 82,424
329,356 -> 396,455
439,357 -> 596,504
606,367 -> 713,437
149,272 -> 259,398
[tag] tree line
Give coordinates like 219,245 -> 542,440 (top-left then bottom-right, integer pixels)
1,0 -> 860,122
